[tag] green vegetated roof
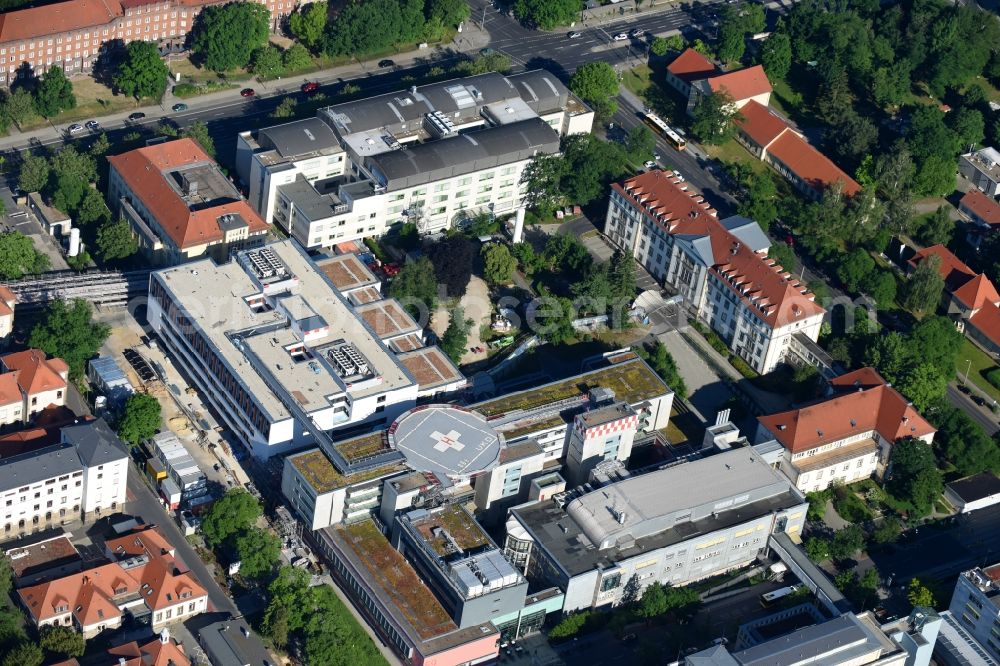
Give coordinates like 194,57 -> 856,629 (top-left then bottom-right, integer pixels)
411,504 -> 490,557
290,449 -> 400,493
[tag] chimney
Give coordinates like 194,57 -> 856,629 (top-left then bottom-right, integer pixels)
160,627 -> 170,644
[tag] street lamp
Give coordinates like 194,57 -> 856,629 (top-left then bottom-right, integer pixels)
964,359 -> 972,386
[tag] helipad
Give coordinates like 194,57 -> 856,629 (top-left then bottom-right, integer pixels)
388,405 -> 502,480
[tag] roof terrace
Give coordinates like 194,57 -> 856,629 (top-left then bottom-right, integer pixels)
408,504 -> 491,558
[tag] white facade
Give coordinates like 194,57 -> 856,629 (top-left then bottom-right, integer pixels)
473,445 -> 547,517
1,466 -> 86,536
564,403 -> 638,486
81,455 -> 128,516
152,595 -> 209,630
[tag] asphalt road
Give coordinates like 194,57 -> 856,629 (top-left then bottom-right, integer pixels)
946,383 -> 999,434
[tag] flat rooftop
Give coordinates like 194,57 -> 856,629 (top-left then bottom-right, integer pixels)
474,355 -> 669,418
397,348 -> 464,391
335,519 -> 456,641
288,448 -> 403,493
390,333 -> 425,353
408,504 -> 491,557
732,613 -> 887,666
349,286 -> 383,306
257,117 -> 343,161
947,472 -> 1000,504
388,406 -> 502,480
355,299 -> 421,340
167,162 -> 241,209
152,242 -> 414,422
315,254 -> 379,292
578,402 -> 635,429
499,439 -> 544,464
5,534 -> 80,578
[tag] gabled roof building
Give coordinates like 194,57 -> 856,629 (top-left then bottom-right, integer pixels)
756,367 -> 935,493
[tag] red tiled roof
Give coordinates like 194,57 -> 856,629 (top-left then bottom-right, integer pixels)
106,526 -> 176,560
758,367 -> 935,454
614,170 -> 824,328
0,373 -> 20,406
0,286 -> 15,319
1,349 -> 68,396
908,244 -> 976,290
969,303 -> 1000,347
107,139 -> 269,251
952,274 -> 1000,311
667,48 -> 717,82
0,0 -> 122,43
765,130 -> 862,197
960,190 -> 1000,226
707,65 -> 772,100
734,100 -> 792,149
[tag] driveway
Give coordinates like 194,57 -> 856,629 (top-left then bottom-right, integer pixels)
660,329 -> 733,422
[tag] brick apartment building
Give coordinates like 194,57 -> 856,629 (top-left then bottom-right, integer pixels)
0,0 -> 300,86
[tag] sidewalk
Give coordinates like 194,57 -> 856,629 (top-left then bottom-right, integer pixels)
0,23 -> 491,153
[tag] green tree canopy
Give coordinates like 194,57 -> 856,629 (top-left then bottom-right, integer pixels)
95,219 -> 138,263
17,153 -> 49,193
637,341 -> 687,399
389,256 -> 438,319
200,488 -> 262,547
691,91 -> 741,144
569,62 -> 619,120
249,45 -> 284,79
4,88 -> 36,126
837,248 -> 876,294
288,1 -> 328,51
114,41 -> 169,100
425,0 -> 470,28
513,0 -> 578,30
888,438 -> 943,516
933,404 -> 1000,477
182,121 -> 216,158
482,243 -> 517,285
907,578 -> 936,608
911,206 -> 954,247
191,2 -> 270,71
1,642 -> 43,666
862,270 -> 897,307
440,307 -> 472,363
39,625 -> 85,658
428,235 -> 475,298
28,299 -> 109,379
236,527 -> 281,579
0,231 -> 47,279
117,393 -> 161,445
760,31 -> 792,79
903,255 -> 945,315
324,0 -> 405,56
33,66 -> 75,118
283,43 -> 313,71
828,525 -> 865,561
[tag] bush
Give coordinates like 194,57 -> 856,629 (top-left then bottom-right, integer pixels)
363,237 -> 390,263
832,486 -> 873,523
986,367 -> 1000,391
549,610 -> 597,641
806,489 -> 831,521
729,355 -> 759,379
172,83 -> 200,98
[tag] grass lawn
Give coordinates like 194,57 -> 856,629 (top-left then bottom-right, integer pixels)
168,57 -> 254,84
769,76 -> 804,117
703,138 -> 767,173
19,77 -> 155,130
957,337 -> 1000,402
622,64 -> 653,98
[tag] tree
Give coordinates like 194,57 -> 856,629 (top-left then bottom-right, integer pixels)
625,125 -> 656,163
521,153 -> 567,218
903,255 -> 944,315
4,88 -> 36,126
896,364 -> 946,412
569,62 -> 619,120
512,242 -> 543,275
201,489 -> 262,547
114,41 -> 169,100
39,626 -> 84,659
389,256 -> 438,319
691,91 -> 741,144
249,45 -> 284,79
0,554 -> 11,601
1,642 -> 43,666
530,294 -> 575,345
427,235 -> 475,297
33,66 -> 75,117
861,270 -> 897,307
89,132 -> 111,158
453,52 -> 512,76
235,527 -> 281,579
283,43 -> 313,71
95,219 -> 138,263
440,307 -> 472,363
872,517 -> 902,545
425,0 -> 470,28
933,405 -> 1000,476
650,37 -> 671,57
323,0 -> 405,56
760,32 -> 792,79
512,0 -> 579,30
544,233 -> 591,275
738,171 -> 779,231
117,393 -> 161,445
182,121 -> 216,158
17,153 -> 49,193
191,2 -> 270,71
29,299 -> 108,379
288,1 -> 327,51
637,341 -> 688,399
888,438 -> 943,516
837,248 -> 876,293
804,536 -> 830,561
637,581 -> 668,619
909,315 -> 963,376
482,243 -> 517,285
949,107 -> 985,150
560,134 -> 629,205
828,111 -> 878,166
270,96 -> 297,119
828,525 -> 866,561
907,578 -> 936,608
0,231 -> 48,279
911,206 -> 954,246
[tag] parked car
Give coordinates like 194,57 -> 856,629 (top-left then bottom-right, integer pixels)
301,81 -> 319,93
240,88 -> 256,97
378,59 -> 395,68
127,112 -> 146,121
67,124 -> 84,134
382,262 -> 401,277
628,28 -> 644,38
568,31 -> 582,39
643,160 -> 657,169
85,120 -> 100,131
171,103 -> 188,112
613,33 -> 628,41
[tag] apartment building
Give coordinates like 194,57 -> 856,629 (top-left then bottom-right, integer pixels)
18,526 -> 207,637
0,418 -> 128,536
735,100 -> 862,200
756,367 -> 936,493
235,70 -> 595,249
0,348 -> 68,425
108,138 -> 270,266
948,563 -> 1000,660
0,0 -> 295,85
148,241 -> 464,460
0,286 -> 15,343
506,447 -> 807,613
605,170 -> 825,373
959,147 -> 1000,197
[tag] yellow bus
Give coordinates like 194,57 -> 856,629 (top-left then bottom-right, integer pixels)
643,111 -> 687,151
